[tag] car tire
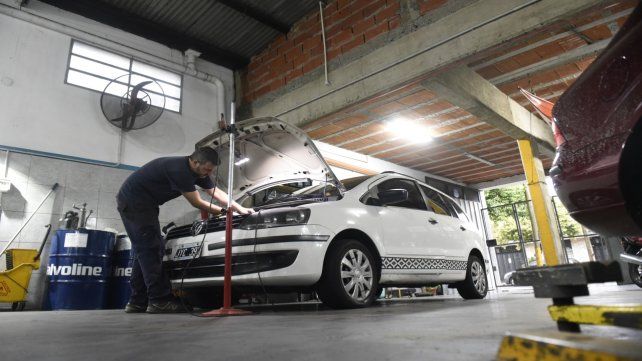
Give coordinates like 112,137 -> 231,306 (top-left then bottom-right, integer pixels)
317,239 -> 380,309
456,255 -> 488,299
629,262 -> 642,288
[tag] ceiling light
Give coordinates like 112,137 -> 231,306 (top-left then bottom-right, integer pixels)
385,118 -> 433,144
235,157 -> 250,166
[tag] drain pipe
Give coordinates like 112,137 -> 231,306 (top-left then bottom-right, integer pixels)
182,48 -> 225,117
0,3 -> 227,163
319,1 -> 330,86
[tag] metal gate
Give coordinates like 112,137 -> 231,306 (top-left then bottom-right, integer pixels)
482,195 -> 606,287
481,200 -> 538,287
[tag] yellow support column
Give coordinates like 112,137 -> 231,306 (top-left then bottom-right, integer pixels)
517,139 -> 563,266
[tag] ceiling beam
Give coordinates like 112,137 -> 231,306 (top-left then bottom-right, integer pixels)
215,0 -> 290,34
489,38 -> 610,85
472,8 -> 631,71
421,66 -> 556,154
38,0 -> 248,69
247,0 -> 605,126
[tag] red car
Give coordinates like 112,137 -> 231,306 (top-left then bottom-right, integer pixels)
548,2 -> 642,237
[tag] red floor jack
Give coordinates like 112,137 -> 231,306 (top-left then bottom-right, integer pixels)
201,104 -> 251,317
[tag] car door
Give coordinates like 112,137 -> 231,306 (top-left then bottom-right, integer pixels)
443,196 -> 482,257
418,185 -> 467,259
364,178 -> 443,257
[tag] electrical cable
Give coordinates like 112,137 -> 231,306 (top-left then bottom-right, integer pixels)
177,163 -> 221,317
253,209 -> 275,308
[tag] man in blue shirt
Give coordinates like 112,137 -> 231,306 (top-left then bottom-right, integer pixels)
117,147 -> 253,313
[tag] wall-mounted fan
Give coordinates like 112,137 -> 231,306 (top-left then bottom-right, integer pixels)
100,75 -> 166,131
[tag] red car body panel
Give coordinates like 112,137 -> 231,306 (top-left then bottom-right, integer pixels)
551,2 -> 642,236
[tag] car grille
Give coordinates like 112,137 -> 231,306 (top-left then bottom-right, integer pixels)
165,215 -> 246,240
166,250 -> 298,279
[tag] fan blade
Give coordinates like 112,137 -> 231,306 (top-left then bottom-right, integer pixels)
110,115 -> 127,123
130,81 -> 153,100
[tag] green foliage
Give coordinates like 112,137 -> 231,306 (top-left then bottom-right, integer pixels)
485,185 -> 532,245
553,197 -> 582,237
484,185 -> 583,245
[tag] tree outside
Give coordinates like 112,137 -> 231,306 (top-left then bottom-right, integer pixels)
484,185 -> 582,245
484,185 -> 533,245
552,197 -> 583,238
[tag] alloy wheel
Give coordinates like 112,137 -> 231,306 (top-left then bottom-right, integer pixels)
471,261 -> 487,294
340,249 -> 374,302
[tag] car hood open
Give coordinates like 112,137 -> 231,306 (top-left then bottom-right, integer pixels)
195,117 -> 345,197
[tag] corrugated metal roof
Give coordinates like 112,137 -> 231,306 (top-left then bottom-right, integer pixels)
41,0 -> 319,69
102,0 -> 319,60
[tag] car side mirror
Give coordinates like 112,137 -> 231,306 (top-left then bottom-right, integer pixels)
377,189 -> 408,205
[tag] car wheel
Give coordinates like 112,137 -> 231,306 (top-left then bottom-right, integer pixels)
456,255 -> 488,299
629,263 -> 642,288
317,239 -> 380,309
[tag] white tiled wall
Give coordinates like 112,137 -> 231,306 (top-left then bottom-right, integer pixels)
0,151 -> 203,309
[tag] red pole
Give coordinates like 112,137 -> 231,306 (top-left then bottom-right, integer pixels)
200,102 -> 250,317
223,207 -> 233,309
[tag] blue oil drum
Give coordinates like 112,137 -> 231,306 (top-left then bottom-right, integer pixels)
46,229 -> 115,310
107,235 -> 133,309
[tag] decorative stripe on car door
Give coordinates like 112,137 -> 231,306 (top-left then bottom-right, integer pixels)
382,257 -> 467,271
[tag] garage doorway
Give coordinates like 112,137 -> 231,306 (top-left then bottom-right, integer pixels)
481,200 -> 540,287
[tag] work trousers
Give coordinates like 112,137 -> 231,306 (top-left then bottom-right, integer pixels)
117,196 -> 171,305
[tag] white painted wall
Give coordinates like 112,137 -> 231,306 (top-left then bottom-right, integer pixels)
0,151 -> 204,310
0,1 -> 233,310
0,1 -> 234,167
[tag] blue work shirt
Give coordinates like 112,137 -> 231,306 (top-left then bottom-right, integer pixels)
117,156 -> 215,209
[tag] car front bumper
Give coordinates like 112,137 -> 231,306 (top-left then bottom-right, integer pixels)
164,224 -> 334,287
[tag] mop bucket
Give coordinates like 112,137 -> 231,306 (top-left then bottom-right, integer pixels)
0,249 -> 40,310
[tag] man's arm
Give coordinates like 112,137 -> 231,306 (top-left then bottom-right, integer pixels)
204,188 -> 254,215
182,190 -> 226,215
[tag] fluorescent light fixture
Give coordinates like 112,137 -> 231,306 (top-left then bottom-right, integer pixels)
235,157 -> 250,166
385,118 -> 432,144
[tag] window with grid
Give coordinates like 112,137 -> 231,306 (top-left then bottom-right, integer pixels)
65,40 -> 182,112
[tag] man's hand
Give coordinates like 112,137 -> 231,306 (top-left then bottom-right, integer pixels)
233,205 -> 254,215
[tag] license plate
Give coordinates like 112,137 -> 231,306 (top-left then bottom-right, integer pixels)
173,242 -> 202,261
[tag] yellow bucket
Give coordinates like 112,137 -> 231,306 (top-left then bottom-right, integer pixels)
0,249 -> 40,303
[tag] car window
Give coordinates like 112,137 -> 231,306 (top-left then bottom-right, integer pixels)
364,178 -> 427,210
419,185 -> 455,217
449,199 -> 470,223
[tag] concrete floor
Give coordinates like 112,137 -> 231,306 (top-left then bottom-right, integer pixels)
1,284 -> 641,361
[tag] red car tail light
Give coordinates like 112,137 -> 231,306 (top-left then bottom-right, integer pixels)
552,120 -> 567,147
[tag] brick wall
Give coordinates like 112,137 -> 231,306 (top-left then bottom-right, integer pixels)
242,0 -> 418,104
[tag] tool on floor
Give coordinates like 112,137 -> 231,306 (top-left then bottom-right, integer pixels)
0,182 -> 58,256
496,261 -> 642,361
0,224 -> 51,311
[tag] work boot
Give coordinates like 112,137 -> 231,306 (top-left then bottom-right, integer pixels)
124,302 -> 147,313
146,298 -> 192,313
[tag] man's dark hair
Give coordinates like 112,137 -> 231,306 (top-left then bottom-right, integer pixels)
190,147 -> 220,165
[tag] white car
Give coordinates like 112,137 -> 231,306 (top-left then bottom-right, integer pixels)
163,117 -> 489,308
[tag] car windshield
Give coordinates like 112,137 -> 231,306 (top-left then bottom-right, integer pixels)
240,175 -> 371,208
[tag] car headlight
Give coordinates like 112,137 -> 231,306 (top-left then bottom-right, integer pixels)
239,208 -> 311,230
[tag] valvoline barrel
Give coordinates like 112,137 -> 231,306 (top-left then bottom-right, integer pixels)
47,229 -> 115,310
107,235 -> 133,309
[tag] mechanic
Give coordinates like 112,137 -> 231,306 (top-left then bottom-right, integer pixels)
116,147 -> 253,313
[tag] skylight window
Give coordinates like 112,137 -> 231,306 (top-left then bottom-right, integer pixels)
65,40 -> 183,113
